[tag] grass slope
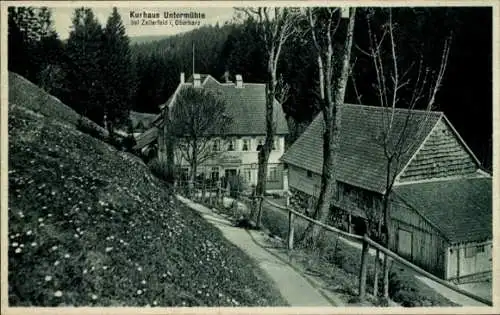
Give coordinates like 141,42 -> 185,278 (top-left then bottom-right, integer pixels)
8,72 -> 109,139
7,102 -> 287,306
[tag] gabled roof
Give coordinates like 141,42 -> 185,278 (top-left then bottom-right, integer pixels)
132,126 -> 158,150
158,74 -> 288,136
281,104 -> 443,193
394,177 -> 492,244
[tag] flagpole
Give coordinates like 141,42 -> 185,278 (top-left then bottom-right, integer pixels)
192,42 -> 195,75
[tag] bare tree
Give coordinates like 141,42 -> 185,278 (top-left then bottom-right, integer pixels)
355,8 -> 451,300
170,87 -> 232,182
300,7 -> 356,246
236,7 -> 296,228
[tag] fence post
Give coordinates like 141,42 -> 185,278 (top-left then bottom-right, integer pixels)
287,210 -> 295,250
358,234 -> 370,300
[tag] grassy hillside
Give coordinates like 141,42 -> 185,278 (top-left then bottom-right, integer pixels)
8,72 -> 109,140
7,79 -> 287,306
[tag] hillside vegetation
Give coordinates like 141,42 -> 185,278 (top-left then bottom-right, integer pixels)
7,74 -> 287,307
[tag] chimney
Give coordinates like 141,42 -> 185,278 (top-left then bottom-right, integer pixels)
235,74 -> 243,88
341,7 -> 349,19
193,73 -> 201,87
223,71 -> 230,83
180,72 -> 185,84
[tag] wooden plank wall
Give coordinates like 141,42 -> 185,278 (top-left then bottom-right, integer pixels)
390,200 -> 448,277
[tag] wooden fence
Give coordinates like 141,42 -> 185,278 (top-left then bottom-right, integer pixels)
261,197 -> 493,306
176,181 -> 492,306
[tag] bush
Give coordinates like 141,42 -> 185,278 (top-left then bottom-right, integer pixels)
148,158 -> 175,183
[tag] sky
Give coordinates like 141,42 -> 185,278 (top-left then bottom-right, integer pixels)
51,7 -> 237,39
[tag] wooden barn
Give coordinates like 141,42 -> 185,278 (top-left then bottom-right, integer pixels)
281,104 -> 492,282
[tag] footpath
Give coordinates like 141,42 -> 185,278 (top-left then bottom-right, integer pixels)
177,195 -> 337,307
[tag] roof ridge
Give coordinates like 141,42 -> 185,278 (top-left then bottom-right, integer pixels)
342,103 -> 444,115
394,173 -> 491,187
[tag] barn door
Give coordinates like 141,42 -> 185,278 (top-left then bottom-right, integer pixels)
398,228 -> 413,259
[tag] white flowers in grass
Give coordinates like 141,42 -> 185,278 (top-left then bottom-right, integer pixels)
26,230 -> 32,236
141,280 -> 146,285
137,289 -> 143,295
64,254 -> 70,259
105,247 -> 113,252
54,260 -> 60,266
91,294 -> 98,300
12,242 -> 19,247
45,275 -> 52,282
15,248 -> 22,254
54,290 -> 63,297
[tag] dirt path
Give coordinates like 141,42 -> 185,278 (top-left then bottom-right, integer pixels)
177,195 -> 336,307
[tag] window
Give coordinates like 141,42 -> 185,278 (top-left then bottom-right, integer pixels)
181,168 -> 189,181
268,167 -> 278,181
212,139 -> 220,152
244,168 -> 252,182
242,139 -> 250,151
307,170 -> 313,178
465,246 -> 477,258
257,138 -> 264,151
227,139 -> 235,151
477,245 -> 485,253
211,167 -> 219,181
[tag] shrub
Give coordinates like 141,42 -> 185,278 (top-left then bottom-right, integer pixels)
148,158 -> 175,183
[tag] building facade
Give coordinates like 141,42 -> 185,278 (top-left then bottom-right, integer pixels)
134,73 -> 289,191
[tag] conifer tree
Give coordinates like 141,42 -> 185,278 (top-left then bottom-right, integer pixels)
65,8 -> 105,124
101,8 -> 135,133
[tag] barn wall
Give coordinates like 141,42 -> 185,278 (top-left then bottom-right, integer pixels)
288,165 -> 321,197
399,119 -> 478,182
446,241 -> 493,281
390,199 -> 448,278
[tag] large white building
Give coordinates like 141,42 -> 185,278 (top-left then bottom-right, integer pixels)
134,73 -> 289,191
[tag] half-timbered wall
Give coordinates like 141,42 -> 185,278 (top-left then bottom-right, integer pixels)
398,119 -> 478,182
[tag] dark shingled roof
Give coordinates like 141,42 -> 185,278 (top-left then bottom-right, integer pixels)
394,177 -> 492,244
160,75 -> 288,136
133,126 -> 158,150
281,104 -> 442,193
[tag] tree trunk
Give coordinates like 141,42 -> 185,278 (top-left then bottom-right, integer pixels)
373,219 -> 382,296
301,8 -> 356,246
382,192 -> 391,299
255,58 -> 276,228
359,235 -> 370,300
